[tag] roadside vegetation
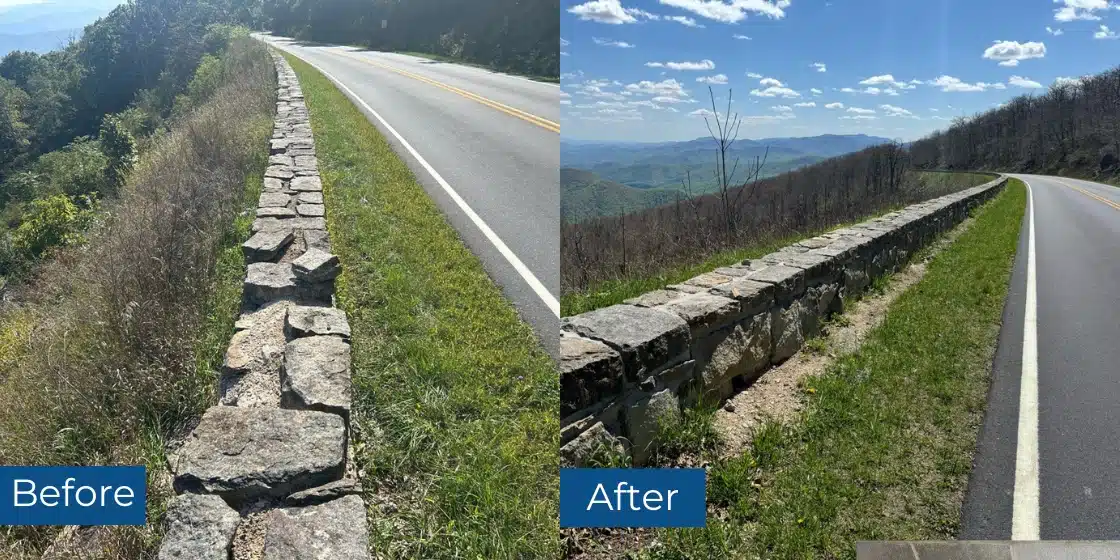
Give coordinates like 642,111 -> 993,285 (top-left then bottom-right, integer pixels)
0,36 -> 273,558
263,0 -> 558,79
621,180 -> 1025,559
561,165 -> 993,316
284,53 -> 558,559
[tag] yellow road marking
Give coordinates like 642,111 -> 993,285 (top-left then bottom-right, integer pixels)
334,50 -> 560,133
1055,179 -> 1120,212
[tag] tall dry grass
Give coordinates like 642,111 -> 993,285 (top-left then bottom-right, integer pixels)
0,38 -> 275,558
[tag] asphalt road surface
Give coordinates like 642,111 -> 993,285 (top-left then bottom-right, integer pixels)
961,174 -> 1120,540
256,34 -> 560,356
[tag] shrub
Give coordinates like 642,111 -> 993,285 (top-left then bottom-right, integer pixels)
11,194 -> 96,258
34,137 -> 109,198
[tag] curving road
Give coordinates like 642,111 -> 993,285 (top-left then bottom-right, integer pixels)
961,174 -> 1120,540
255,34 -> 560,356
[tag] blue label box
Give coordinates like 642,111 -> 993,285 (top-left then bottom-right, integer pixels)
560,468 -> 706,528
0,466 -> 147,526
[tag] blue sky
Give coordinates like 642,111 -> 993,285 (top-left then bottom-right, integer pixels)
560,0 -> 1120,142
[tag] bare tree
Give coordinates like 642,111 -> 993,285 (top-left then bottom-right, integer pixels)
702,87 -> 768,238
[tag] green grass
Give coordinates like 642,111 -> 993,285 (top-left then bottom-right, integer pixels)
283,53 -> 559,559
640,179 -> 1026,560
561,171 -> 997,317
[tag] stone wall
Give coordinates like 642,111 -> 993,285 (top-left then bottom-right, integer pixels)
560,176 -> 1008,467
158,52 -> 372,559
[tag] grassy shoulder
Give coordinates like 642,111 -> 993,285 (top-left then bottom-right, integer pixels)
561,171 -> 996,317
283,53 -> 559,559
644,179 -> 1026,559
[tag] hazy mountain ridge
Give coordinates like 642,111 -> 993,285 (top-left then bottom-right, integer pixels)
561,134 -> 894,220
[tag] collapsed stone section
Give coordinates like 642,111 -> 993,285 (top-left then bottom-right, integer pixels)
560,176 -> 1010,466
159,51 -> 372,559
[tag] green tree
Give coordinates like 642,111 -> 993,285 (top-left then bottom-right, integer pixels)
98,115 -> 136,191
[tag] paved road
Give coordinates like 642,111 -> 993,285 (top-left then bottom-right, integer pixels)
256,34 -> 560,356
961,174 -> 1120,540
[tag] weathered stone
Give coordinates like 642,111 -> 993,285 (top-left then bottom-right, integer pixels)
286,305 -> 351,339
293,248 -> 341,283
259,192 -> 292,208
562,305 -> 689,381
296,203 -> 325,217
158,494 -> 239,560
263,177 -> 285,192
262,495 -> 371,560
749,263 -> 807,303
257,206 -> 298,218
771,300 -> 804,363
265,166 -> 295,180
683,271 -> 732,289
243,229 -> 295,263
560,332 -> 624,418
270,139 -> 291,154
221,302 -> 290,407
284,478 -> 363,507
696,312 -> 771,400
252,217 -> 327,233
627,389 -> 681,465
623,289 -> 685,308
763,250 -> 838,286
171,407 -> 346,505
281,336 -> 352,417
664,283 -> 705,294
651,360 -> 697,400
245,262 -> 298,304
293,155 -> 317,169
296,191 -> 323,204
560,422 -> 629,467
658,292 -> 741,338
290,176 -> 322,192
269,154 -> 294,167
710,277 -> 775,315
303,229 -> 331,252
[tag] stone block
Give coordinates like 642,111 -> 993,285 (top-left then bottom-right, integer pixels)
749,263 -> 807,303
257,206 -> 298,218
269,154 -> 294,167
771,301 -> 804,363
560,421 -> 629,467
657,292 -> 741,338
245,262 -> 298,305
709,277 -> 775,316
284,478 -> 363,507
296,203 -> 325,217
683,271 -> 732,289
171,407 -> 346,506
263,177 -> 285,192
290,176 -> 322,192
303,229 -> 331,252
296,191 -> 323,204
262,495 -> 371,560
252,217 -> 327,233
158,494 -> 240,560
243,230 -> 294,263
285,305 -> 351,339
562,305 -> 689,381
623,289 -> 685,308
560,332 -> 624,418
259,192 -> 291,208
695,312 -> 771,401
265,166 -> 294,180
281,336 -> 352,418
293,248 -> 341,283
626,389 -> 681,465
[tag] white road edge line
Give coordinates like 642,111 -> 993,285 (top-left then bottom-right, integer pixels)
1012,176 -> 1040,540
266,40 -> 560,318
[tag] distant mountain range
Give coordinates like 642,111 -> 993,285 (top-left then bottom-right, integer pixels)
0,1 -> 119,56
561,134 -> 893,221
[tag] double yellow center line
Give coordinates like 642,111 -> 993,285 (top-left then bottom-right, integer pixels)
335,50 -> 560,134
1056,179 -> 1120,211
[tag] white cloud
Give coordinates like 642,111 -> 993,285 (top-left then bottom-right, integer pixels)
746,72 -> 763,78
927,75 -> 1005,92
568,0 -> 640,23
657,0 -> 792,23
697,73 -> 729,84
668,15 -> 704,26
561,52 -> 569,56
794,101 -> 816,107
560,99 -> 571,105
759,77 -> 784,87
825,102 -> 844,109
733,34 -> 752,40
860,74 -> 903,88
1009,75 -> 1043,88
929,108 -> 938,112
982,40 -> 1046,67
1054,76 -> 1084,87
625,78 -> 691,98
560,38 -> 571,46
593,37 -> 636,48
810,88 -> 823,95
689,108 -> 716,117
645,59 -> 716,70
880,104 -> 913,117
840,115 -> 877,120
1046,26 -> 1064,35
772,105 -> 794,112
847,107 -> 876,115
811,62 -> 827,73
1053,0 -> 1114,22
750,86 -> 800,98
1094,24 -> 1119,39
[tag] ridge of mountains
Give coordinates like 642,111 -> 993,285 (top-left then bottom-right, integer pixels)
0,2 -> 119,56
561,133 -> 893,221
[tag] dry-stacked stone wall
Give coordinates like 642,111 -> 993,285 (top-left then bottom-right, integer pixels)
560,175 -> 1009,466
158,52 -> 372,559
